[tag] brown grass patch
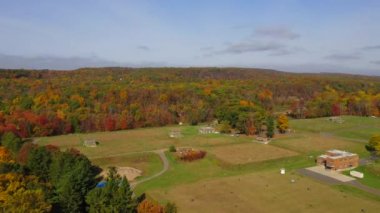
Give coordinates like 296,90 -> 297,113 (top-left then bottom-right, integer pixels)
208,143 -> 298,164
149,171 -> 380,213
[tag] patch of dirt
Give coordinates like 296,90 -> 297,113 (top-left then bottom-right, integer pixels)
101,167 -> 142,181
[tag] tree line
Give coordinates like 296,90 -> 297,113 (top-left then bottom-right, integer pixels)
0,68 -> 379,138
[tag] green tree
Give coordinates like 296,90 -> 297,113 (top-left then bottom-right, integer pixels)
86,167 -> 137,213
27,146 -> 52,181
266,116 -> 275,138
1,132 -> 23,155
56,159 -> 97,213
366,134 -> 380,156
218,120 -> 232,133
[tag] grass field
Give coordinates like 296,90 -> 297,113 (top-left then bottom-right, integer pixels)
38,116 -> 380,211
149,171 -> 380,213
207,143 -> 298,164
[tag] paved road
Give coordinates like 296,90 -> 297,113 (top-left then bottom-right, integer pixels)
131,149 -> 169,188
298,168 -> 380,196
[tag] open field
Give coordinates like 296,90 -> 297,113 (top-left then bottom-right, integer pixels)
272,133 -> 368,156
38,116 -> 380,210
38,125 -> 249,158
289,116 -> 380,141
207,143 -> 298,164
149,171 -> 380,213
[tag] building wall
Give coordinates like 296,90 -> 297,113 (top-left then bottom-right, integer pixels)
317,155 -> 359,170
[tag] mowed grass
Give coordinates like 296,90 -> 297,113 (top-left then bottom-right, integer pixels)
38,125 -> 248,159
149,171 -> 380,213
207,143 -> 298,164
271,132 -> 369,156
289,116 -> 380,141
91,152 -> 162,180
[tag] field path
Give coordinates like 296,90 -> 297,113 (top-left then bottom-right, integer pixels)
131,149 -> 169,188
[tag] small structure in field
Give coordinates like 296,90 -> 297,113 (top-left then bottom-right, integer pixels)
255,136 -> 271,144
280,168 -> 286,175
350,170 -> 364,179
327,116 -> 344,124
199,126 -> 216,134
84,139 -> 98,147
317,149 -> 359,170
169,129 -> 182,138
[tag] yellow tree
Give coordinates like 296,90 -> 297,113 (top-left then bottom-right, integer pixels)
0,173 -> 51,212
277,114 -> 289,134
0,146 -> 13,163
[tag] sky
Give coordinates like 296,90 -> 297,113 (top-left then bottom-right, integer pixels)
0,0 -> 380,75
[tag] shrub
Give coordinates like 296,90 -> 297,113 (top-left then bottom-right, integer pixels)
169,145 -> 176,152
178,149 -> 206,162
137,199 -> 164,213
165,202 -> 178,213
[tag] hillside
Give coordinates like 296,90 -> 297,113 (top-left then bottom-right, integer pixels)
0,67 -> 379,138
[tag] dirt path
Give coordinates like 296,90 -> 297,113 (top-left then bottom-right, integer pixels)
131,149 -> 169,188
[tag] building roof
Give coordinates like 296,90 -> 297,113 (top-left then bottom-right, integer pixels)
319,149 -> 357,159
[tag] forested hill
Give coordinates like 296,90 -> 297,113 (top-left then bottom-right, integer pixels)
0,67 -> 379,138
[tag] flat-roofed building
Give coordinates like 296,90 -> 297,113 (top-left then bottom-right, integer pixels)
317,149 -> 359,170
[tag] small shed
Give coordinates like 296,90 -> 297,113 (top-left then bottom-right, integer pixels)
169,130 -> 183,138
199,126 -> 216,134
84,139 -> 98,147
327,117 -> 344,124
255,136 -> 271,144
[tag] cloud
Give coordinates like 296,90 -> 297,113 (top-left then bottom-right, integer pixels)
254,27 -> 300,40
361,45 -> 380,50
137,45 -> 150,51
325,53 -> 360,61
371,60 -> 380,65
217,41 -> 285,54
200,46 -> 214,51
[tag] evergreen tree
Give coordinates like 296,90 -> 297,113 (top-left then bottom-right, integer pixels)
56,159 -> 97,213
86,167 -> 137,213
266,116 -> 274,138
27,146 -> 52,181
1,132 -> 23,155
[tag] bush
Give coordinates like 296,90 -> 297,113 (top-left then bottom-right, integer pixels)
218,121 -> 231,133
169,145 -> 176,152
165,202 -> 178,213
178,149 -> 206,162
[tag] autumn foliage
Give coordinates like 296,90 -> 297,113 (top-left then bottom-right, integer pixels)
0,68 -> 379,138
137,199 -> 164,213
177,149 -> 207,161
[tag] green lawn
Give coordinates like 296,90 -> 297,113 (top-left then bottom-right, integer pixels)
344,162 -> 380,189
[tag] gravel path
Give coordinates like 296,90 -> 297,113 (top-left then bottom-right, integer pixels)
131,149 -> 169,188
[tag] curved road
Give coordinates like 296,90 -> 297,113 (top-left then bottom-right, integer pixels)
131,149 -> 169,188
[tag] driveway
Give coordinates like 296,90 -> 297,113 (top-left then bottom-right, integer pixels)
299,166 -> 380,196
304,166 -> 355,182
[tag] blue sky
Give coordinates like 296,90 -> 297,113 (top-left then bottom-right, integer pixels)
0,0 -> 379,75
